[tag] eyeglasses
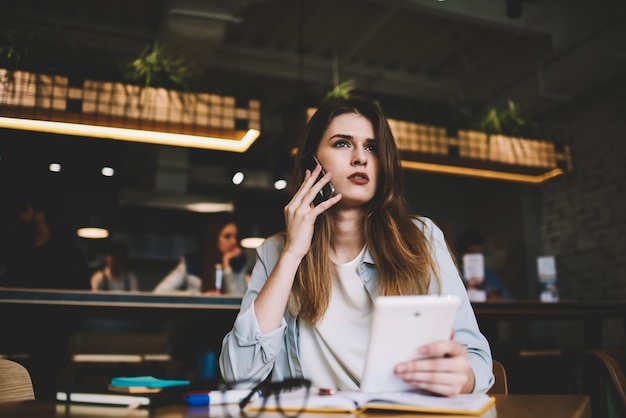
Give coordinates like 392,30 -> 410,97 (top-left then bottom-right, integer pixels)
219,378 -> 312,418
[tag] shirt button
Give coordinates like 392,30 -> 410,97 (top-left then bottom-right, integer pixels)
364,277 -> 370,283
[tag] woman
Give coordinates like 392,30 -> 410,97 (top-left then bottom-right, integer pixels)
154,214 -> 248,295
219,97 -> 493,395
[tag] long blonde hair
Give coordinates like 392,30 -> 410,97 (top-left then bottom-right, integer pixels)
288,97 -> 441,324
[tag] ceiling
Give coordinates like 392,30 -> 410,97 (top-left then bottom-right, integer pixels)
3,0 -> 625,119
1,0 -> 626,237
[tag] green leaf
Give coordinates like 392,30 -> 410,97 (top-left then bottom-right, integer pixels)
324,79 -> 356,101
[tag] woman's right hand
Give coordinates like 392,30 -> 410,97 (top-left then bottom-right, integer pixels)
222,245 -> 243,270
254,164 -> 341,333
283,164 -> 341,259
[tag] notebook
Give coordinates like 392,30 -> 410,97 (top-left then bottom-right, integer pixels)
248,387 -> 495,416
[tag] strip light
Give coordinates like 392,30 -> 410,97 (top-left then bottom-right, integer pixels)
0,117 -> 260,152
401,160 -> 564,184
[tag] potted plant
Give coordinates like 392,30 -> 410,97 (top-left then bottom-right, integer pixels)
478,99 -> 541,139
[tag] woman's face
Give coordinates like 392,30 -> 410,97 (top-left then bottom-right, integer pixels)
217,222 -> 239,254
315,113 -> 379,207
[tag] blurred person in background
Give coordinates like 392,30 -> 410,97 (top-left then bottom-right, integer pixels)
0,190 -> 90,399
91,240 -> 139,291
1,191 -> 90,290
154,213 -> 248,295
455,229 -> 512,301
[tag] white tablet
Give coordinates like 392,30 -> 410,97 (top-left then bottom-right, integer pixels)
360,294 -> 461,393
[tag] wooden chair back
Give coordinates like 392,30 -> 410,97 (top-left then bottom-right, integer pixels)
584,349 -> 626,418
0,358 -> 35,402
488,359 -> 509,394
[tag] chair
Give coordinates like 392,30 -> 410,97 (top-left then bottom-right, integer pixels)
488,359 -> 509,394
583,349 -> 626,418
0,358 -> 35,402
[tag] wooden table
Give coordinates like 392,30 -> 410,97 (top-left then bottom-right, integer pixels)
2,288 -> 624,323
0,288 -> 242,317
0,395 -> 592,418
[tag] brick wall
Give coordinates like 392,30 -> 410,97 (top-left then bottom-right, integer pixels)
541,79 -> 626,347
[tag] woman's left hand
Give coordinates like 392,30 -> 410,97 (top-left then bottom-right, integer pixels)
393,338 -> 475,396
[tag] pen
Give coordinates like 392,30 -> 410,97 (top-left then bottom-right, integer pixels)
185,389 -> 253,406
185,392 -> 211,407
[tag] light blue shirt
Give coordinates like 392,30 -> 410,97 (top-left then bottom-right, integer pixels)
219,217 -> 494,393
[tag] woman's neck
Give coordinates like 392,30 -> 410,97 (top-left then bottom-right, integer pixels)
330,209 -> 365,264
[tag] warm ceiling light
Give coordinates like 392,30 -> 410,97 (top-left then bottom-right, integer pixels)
274,179 -> 287,190
0,117 -> 260,152
77,227 -> 110,239
241,237 -> 266,249
232,171 -> 245,185
185,202 -> 235,213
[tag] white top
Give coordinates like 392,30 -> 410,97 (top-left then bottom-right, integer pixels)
153,257 -> 203,294
153,256 -> 247,295
299,246 -> 370,390
90,267 -> 139,291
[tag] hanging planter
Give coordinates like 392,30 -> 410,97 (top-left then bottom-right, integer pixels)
478,100 -> 541,140
123,41 -> 198,92
323,79 -> 357,101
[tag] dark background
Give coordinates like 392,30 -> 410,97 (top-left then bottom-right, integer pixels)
1,1 -> 625,312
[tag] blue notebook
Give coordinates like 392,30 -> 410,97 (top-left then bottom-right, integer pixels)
110,376 -> 190,389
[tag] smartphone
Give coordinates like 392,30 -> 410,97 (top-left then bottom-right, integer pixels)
302,153 -> 336,206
